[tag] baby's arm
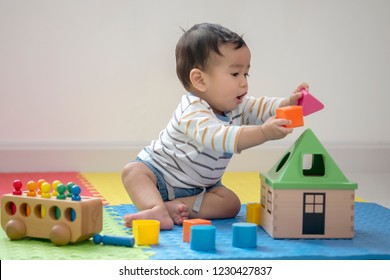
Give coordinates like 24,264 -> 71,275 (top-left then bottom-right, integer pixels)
237,83 -> 309,152
236,117 -> 292,153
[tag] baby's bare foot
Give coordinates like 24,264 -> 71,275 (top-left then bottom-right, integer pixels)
165,200 -> 189,225
123,205 -> 174,230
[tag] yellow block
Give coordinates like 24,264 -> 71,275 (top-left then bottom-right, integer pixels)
246,203 -> 261,225
133,220 -> 160,246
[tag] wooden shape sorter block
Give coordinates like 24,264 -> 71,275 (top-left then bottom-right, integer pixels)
232,222 -> 257,248
183,218 -> 212,242
246,203 -> 261,225
1,192 -> 103,246
276,105 -> 304,128
190,225 -> 216,251
133,220 -> 160,245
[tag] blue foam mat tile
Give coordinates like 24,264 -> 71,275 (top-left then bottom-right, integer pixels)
107,202 -> 390,260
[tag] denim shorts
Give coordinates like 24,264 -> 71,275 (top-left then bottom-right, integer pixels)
135,157 -> 223,201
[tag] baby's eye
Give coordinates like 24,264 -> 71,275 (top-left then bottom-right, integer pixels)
231,73 -> 239,77
244,73 -> 250,78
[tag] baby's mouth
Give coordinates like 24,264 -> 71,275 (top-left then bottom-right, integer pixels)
237,93 -> 247,101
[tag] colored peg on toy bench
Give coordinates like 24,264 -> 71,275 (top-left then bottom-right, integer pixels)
13,180 -> 23,195
93,233 -> 135,247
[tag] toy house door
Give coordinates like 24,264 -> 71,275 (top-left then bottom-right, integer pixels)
302,193 -> 326,235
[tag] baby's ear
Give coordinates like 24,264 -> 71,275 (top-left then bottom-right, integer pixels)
189,68 -> 206,92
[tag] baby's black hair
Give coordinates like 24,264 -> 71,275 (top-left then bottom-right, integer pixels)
175,23 -> 246,91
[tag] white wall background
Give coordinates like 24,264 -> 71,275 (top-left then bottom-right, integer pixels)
1,0 -> 389,172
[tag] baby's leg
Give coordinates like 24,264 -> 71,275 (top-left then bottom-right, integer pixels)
174,186 -> 241,220
121,162 -> 175,230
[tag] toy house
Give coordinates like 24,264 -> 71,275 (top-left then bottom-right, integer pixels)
260,129 -> 358,239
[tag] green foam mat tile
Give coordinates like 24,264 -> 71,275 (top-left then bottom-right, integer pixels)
0,207 -> 153,260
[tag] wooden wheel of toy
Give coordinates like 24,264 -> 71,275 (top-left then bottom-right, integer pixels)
50,223 -> 71,246
5,219 -> 26,240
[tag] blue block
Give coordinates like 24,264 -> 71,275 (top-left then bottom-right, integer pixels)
232,222 -> 257,248
190,225 -> 216,251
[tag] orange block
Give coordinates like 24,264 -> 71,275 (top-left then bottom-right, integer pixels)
183,219 -> 211,242
276,105 -> 304,128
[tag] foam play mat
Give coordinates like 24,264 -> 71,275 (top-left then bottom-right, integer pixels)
0,172 -> 389,260
108,202 -> 390,260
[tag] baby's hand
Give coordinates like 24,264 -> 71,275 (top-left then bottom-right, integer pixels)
284,82 -> 309,106
261,117 -> 293,141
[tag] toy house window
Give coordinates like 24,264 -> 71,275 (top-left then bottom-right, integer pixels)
304,193 -> 325,214
261,184 -> 266,208
302,154 -> 325,176
267,190 -> 272,214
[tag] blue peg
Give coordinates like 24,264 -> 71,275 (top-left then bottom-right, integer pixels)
93,233 -> 134,247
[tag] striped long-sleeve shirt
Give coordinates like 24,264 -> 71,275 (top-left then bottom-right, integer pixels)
138,93 -> 284,205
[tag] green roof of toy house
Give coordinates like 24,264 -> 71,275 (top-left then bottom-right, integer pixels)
260,129 -> 357,190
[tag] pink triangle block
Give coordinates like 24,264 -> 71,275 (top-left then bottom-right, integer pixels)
298,89 -> 324,116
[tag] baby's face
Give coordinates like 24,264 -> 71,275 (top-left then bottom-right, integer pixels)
201,44 -> 251,115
